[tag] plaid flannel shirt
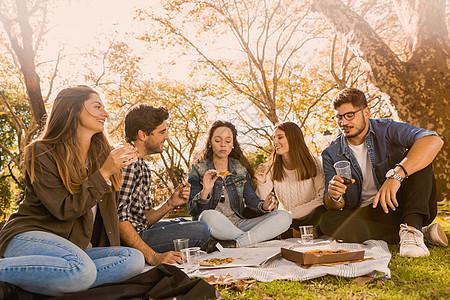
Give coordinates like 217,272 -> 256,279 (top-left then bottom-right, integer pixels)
118,148 -> 153,234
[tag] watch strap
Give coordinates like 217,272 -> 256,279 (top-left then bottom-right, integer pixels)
387,169 -> 403,182
395,164 -> 409,178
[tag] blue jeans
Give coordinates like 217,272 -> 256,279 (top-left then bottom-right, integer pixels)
199,210 -> 291,247
139,218 -> 210,252
0,231 -> 144,296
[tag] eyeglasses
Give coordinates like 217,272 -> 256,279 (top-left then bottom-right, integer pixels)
334,107 -> 365,121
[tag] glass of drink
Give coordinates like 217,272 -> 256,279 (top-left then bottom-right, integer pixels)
173,238 -> 189,252
181,247 -> 200,274
333,161 -> 352,186
243,231 -> 258,248
299,225 -> 314,244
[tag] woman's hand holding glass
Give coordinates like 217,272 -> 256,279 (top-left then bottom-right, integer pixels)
262,192 -> 278,211
200,169 -> 219,200
99,145 -> 138,180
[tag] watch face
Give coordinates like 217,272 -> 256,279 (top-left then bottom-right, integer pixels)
386,169 -> 402,182
386,169 -> 394,178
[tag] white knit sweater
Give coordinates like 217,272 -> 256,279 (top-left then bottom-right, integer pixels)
256,156 -> 325,219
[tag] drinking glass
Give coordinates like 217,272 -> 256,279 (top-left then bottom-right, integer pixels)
243,231 -> 258,248
173,238 -> 189,252
333,161 -> 352,186
299,225 -> 314,244
181,247 -> 200,273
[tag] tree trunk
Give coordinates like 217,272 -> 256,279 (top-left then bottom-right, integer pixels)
311,0 -> 450,200
16,0 -> 46,126
0,0 -> 46,126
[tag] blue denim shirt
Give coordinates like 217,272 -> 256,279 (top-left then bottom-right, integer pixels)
187,157 -> 265,220
321,118 -> 439,209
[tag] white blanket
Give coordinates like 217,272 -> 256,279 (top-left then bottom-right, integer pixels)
144,238 -> 391,282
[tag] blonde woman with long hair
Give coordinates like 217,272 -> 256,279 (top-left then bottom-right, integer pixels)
0,86 -> 144,296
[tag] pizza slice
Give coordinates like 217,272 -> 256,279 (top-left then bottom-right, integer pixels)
122,139 -> 140,158
199,257 -> 234,266
217,171 -> 232,178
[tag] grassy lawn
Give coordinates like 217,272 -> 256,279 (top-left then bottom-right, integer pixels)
215,202 -> 450,299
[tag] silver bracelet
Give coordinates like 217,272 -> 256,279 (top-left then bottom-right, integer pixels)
151,252 -> 158,265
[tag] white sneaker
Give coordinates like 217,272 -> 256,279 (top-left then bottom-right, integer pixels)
422,223 -> 448,247
399,224 -> 430,257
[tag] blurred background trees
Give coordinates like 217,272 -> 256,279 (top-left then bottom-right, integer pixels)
0,0 -> 447,220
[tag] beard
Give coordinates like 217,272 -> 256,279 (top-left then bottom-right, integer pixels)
340,118 -> 367,139
144,139 -> 164,154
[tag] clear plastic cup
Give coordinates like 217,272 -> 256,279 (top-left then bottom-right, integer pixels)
243,231 -> 258,248
299,225 -> 314,244
173,238 -> 189,252
333,161 -> 352,186
181,247 -> 200,273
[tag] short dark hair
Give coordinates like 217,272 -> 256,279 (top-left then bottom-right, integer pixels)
125,104 -> 169,141
332,88 -> 368,109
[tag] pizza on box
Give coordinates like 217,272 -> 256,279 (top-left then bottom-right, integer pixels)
304,249 -> 350,254
199,257 -> 234,266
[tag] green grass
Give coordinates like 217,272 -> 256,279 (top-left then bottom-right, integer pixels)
215,203 -> 450,299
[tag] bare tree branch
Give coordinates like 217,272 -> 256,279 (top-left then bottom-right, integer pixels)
299,86 -> 334,128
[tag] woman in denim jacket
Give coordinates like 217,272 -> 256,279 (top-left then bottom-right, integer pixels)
188,121 -> 291,247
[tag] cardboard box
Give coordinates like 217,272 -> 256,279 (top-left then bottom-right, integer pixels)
281,247 -> 365,265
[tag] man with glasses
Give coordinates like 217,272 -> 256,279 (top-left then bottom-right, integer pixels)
320,88 -> 447,257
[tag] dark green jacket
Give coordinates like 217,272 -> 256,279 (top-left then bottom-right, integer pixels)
0,143 -> 120,257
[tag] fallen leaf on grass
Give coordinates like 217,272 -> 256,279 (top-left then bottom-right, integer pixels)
373,280 -> 385,287
205,275 -> 256,291
353,276 -> 373,285
226,279 -> 256,291
278,291 -> 289,300
205,274 -> 234,285
252,286 -> 274,299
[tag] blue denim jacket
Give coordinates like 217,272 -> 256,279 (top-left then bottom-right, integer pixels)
187,157 -> 265,220
321,118 -> 438,209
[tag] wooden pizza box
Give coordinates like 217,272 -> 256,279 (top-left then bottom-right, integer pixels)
281,246 -> 365,265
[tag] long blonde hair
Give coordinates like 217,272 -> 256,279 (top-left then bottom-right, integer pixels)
24,85 -> 121,193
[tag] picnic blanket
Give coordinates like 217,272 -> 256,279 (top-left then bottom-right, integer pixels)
144,238 -> 391,282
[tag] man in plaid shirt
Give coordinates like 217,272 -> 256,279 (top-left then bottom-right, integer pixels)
118,104 -> 210,266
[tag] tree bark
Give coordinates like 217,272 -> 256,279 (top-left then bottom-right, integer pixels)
311,0 -> 450,199
0,0 -> 46,126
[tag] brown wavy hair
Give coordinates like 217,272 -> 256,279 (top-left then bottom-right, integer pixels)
269,122 -> 317,181
197,120 -> 254,179
24,85 -> 121,194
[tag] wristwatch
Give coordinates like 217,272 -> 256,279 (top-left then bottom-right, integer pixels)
385,168 -> 403,183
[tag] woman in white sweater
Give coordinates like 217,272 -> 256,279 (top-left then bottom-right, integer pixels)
255,122 -> 326,237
